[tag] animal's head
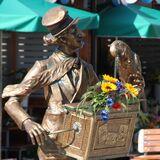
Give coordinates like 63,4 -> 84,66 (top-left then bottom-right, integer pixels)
109,40 -> 131,58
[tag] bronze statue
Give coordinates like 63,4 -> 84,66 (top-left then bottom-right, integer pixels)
2,7 -> 98,160
109,40 -> 147,112
109,40 -> 145,90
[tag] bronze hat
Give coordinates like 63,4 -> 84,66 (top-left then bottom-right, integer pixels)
42,7 -> 78,37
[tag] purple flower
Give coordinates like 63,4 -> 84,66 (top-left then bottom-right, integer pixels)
100,110 -> 109,122
116,81 -> 124,92
106,98 -> 114,107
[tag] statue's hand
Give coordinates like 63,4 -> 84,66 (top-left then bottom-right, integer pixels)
23,119 -> 47,146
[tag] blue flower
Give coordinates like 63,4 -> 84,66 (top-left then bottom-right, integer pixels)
116,81 -> 124,92
100,110 -> 109,122
106,98 -> 114,107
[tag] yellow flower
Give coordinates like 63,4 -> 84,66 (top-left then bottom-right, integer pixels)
101,82 -> 117,93
103,74 -> 118,83
125,83 -> 139,96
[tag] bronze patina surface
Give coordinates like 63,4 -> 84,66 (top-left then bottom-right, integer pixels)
2,7 -> 98,160
110,40 -> 145,90
109,40 -> 147,112
57,103 -> 139,160
2,8 -> 145,160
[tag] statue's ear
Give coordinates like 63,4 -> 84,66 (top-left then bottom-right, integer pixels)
43,34 -> 58,45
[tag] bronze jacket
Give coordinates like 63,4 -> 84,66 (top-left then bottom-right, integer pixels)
2,51 -> 98,132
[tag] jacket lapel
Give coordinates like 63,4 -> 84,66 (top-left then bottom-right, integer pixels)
70,62 -> 86,103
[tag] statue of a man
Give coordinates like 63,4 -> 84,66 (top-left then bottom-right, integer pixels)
2,7 -> 98,160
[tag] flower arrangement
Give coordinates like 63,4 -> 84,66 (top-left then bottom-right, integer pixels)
77,75 -> 140,122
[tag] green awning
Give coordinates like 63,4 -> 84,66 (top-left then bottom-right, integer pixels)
96,4 -> 160,38
0,0 -> 99,32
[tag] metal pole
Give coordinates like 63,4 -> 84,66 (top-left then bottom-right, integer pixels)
114,56 -> 119,78
0,31 -> 2,159
91,0 -> 98,72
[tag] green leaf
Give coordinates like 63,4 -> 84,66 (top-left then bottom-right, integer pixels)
120,102 -> 128,111
105,106 -> 110,112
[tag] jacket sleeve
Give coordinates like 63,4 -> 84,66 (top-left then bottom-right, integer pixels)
2,61 -> 47,98
2,57 -> 76,98
3,60 -> 46,129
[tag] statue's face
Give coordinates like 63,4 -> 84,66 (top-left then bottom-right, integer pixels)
62,25 -> 85,52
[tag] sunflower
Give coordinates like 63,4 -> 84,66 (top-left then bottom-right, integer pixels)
101,82 -> 117,93
125,83 -> 139,96
103,74 -> 118,83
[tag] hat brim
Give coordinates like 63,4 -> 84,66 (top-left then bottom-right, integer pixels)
45,18 -> 79,39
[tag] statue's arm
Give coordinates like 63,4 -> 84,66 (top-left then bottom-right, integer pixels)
4,96 -> 31,129
3,61 -> 48,145
2,60 -> 49,98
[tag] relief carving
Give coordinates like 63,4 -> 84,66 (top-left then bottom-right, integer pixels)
96,123 -> 129,148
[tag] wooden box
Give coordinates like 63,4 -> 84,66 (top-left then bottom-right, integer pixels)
58,103 -> 139,160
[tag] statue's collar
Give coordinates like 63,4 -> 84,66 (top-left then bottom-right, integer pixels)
55,50 -> 78,60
